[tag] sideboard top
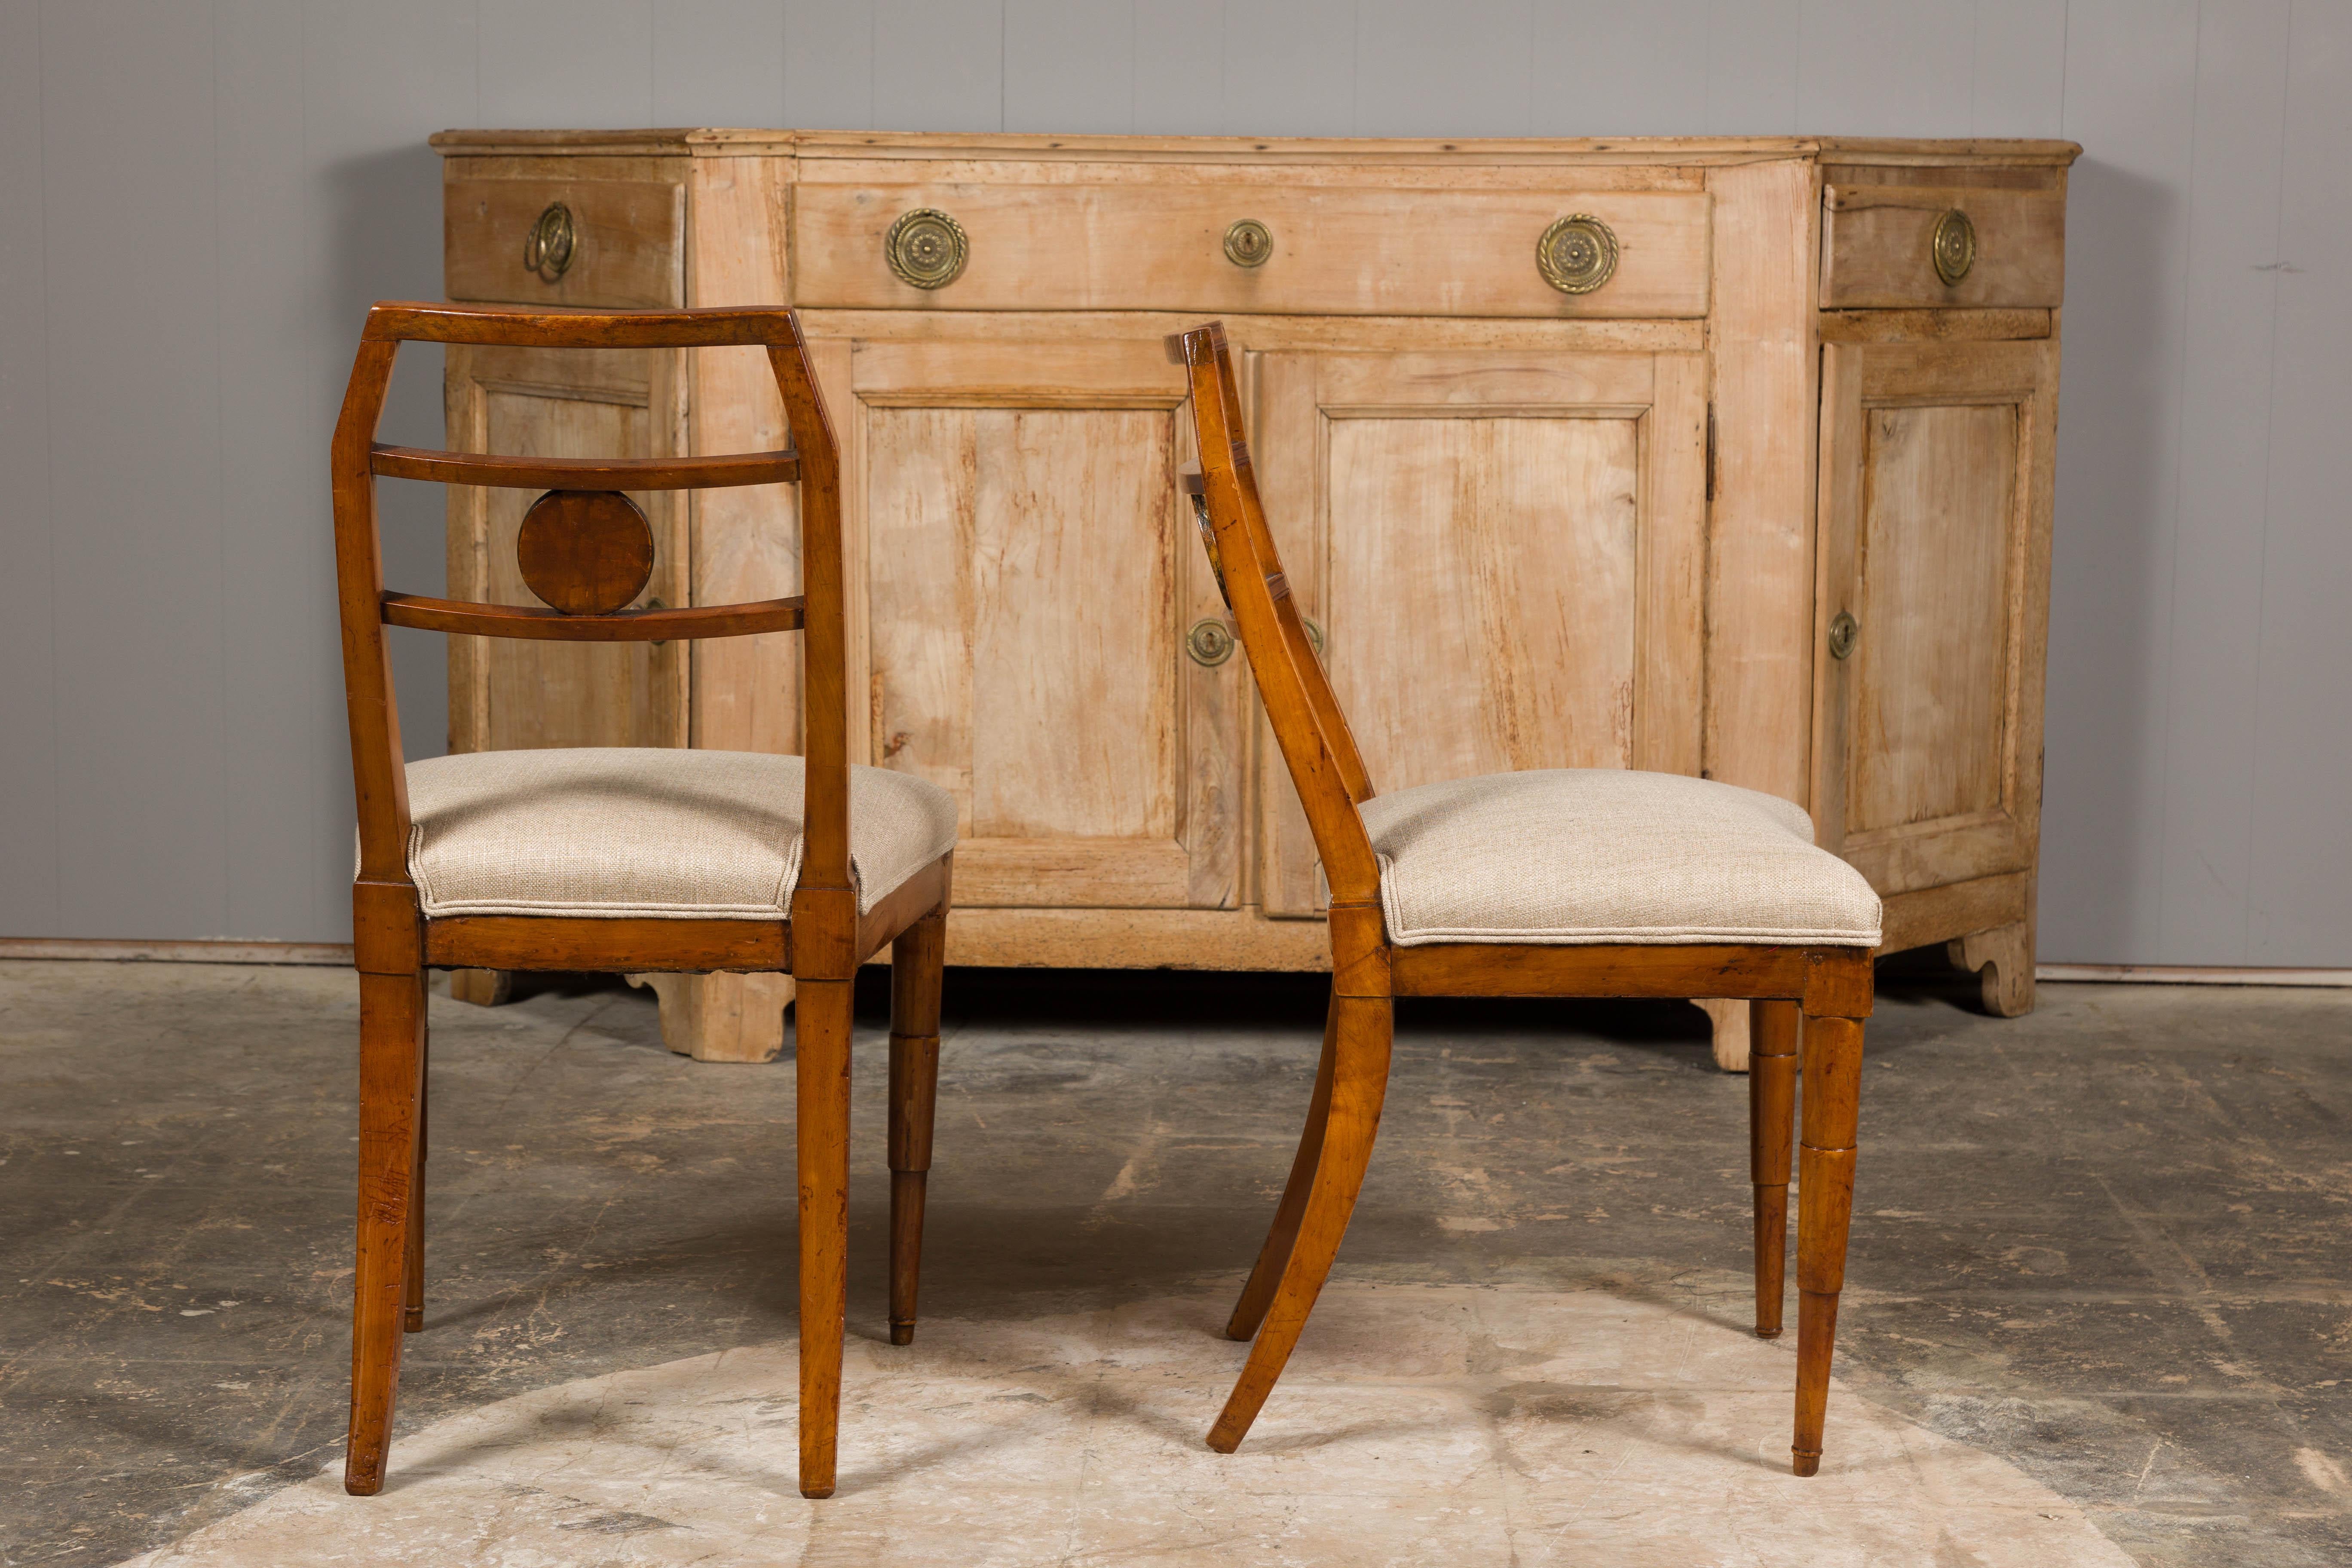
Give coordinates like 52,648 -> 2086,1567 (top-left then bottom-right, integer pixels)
429,128 -> 2081,168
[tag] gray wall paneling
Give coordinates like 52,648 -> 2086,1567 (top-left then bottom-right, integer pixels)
5,0 -> 2347,966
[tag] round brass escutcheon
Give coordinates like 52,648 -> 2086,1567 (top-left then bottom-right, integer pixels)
1223,218 -> 1274,268
517,489 -> 656,616
1537,214 -> 1619,295
1931,208 -> 1976,287
1187,619 -> 1237,668
886,208 -> 970,290
1828,610 -> 1860,661
524,202 -> 576,283
1301,616 -> 1326,658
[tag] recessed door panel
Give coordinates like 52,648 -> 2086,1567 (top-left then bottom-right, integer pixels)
1852,403 -> 2017,832
1326,414 -> 1639,790
1253,348 -> 1707,915
843,333 -> 1237,909
1814,339 -> 2056,897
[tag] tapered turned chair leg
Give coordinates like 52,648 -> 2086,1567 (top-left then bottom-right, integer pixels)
1207,994 -> 1392,1453
403,1030 -> 429,1333
1226,995 -> 1340,1341
346,970 -> 426,1496
796,977 -> 855,1500
887,907 -> 946,1347
1792,1012 -> 1863,1476
1748,1000 -> 1798,1339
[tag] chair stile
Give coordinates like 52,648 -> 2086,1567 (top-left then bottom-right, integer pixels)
331,300 -> 953,1501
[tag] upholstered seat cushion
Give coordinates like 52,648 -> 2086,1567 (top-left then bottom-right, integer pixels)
399,748 -> 958,920
1357,769 -> 1881,947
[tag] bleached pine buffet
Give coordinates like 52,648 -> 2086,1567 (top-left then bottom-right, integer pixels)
430,129 -> 2073,1066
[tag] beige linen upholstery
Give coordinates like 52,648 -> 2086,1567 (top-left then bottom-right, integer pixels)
398,748 -> 958,920
1357,769 -> 1881,947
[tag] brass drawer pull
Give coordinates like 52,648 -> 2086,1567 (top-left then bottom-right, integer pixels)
1301,616 -> 1325,657
886,208 -> 969,290
1931,208 -> 1975,285
1537,214 -> 1618,294
524,202 -> 575,283
1224,219 -> 1273,268
1186,619 -> 1236,667
1828,611 -> 1859,661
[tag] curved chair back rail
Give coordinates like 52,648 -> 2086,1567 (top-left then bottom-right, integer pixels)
331,300 -> 945,1506
331,299 -> 850,900
1168,320 -> 1874,1481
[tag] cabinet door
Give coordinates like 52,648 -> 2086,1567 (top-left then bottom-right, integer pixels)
811,328 -> 1243,910
1251,349 -> 1709,915
444,343 -> 689,753
1812,338 -> 2057,894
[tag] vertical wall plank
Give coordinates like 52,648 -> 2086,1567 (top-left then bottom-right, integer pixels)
39,0 -> 226,936
1222,0 -> 1357,136
1005,0 -> 1134,134
1134,0 -> 1225,135
0,0 -> 58,932
1969,0 -> 2068,137
1792,0 -> 1975,137
873,0 -> 1004,132
2153,0 -> 2293,963
1705,0 -> 1800,133
1356,0 -> 1532,138
784,0 -> 876,129
655,0 -> 787,126
2245,3 -> 2352,963
216,0 -> 322,939
2037,0 -> 2201,963
1529,2 -> 1710,137
478,0 -> 656,126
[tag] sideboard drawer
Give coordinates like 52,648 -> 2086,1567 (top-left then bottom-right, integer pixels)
793,183 -> 1711,318
1819,185 -> 2064,309
444,177 -> 684,308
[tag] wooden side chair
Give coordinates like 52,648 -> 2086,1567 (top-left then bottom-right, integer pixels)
331,302 -> 956,1500
1170,322 -> 1882,1476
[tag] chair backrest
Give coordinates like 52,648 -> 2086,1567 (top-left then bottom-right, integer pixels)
332,301 -> 849,905
1169,322 -> 1382,909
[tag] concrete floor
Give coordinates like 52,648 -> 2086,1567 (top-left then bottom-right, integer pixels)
1,957 -> 2347,1565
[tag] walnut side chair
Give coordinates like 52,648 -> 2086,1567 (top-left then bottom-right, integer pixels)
1170,322 -> 1883,1476
332,301 -> 958,1501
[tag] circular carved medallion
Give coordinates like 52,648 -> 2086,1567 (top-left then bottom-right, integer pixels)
1536,214 -> 1619,295
1223,219 -> 1274,268
524,202 -> 575,283
516,490 -> 655,615
885,208 -> 970,290
1931,208 -> 1976,287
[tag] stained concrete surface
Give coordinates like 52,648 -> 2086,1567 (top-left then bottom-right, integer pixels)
0,957 -> 2347,1565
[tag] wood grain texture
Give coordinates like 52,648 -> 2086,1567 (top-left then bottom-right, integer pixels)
373,443 -> 798,489
444,177 -> 685,309
851,328 -> 1228,911
383,592 -> 803,641
794,184 -> 1712,318
1703,159 -> 1819,805
426,915 -> 788,973
1254,346 -> 1705,914
1748,999 -> 1799,1339
514,489 -> 655,614
1820,185 -> 2065,309
432,138 -> 2071,1050
1813,339 -> 2057,898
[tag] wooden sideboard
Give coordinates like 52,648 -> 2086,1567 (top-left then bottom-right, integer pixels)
431,130 -> 2075,1065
